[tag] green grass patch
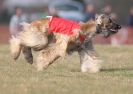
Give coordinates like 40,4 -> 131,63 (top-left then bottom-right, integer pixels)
0,44 -> 133,94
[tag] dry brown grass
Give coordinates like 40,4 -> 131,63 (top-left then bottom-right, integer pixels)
0,44 -> 133,94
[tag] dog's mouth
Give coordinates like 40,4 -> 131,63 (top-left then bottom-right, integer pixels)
97,23 -> 121,38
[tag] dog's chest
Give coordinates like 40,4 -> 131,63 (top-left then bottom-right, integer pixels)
48,17 -> 80,36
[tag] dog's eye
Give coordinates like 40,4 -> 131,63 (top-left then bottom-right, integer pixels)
106,25 -> 108,28
101,16 -> 105,19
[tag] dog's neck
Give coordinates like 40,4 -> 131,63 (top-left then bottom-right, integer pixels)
79,20 -> 101,41
80,20 -> 96,35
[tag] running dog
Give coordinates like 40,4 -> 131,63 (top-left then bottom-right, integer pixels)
10,14 -> 121,73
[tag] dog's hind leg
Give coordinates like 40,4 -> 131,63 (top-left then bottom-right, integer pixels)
36,35 -> 69,71
22,47 -> 33,64
36,44 -> 60,71
9,36 -> 22,60
17,31 -> 48,63
78,39 -> 101,73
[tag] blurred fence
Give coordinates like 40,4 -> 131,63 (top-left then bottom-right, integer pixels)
93,27 -> 133,45
1,25 -> 133,45
0,25 -> 10,44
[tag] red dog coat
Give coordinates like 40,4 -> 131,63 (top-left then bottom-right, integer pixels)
48,16 -> 86,42
48,17 -> 80,36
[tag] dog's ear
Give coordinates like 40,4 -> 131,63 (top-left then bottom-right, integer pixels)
79,22 -> 88,31
95,14 -> 99,19
95,14 -> 102,25
79,22 -> 86,27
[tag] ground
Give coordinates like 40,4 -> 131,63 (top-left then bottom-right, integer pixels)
0,44 -> 133,94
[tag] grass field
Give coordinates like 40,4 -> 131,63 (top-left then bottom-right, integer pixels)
0,44 -> 133,94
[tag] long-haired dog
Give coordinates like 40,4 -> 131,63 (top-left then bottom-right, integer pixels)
10,14 -> 121,73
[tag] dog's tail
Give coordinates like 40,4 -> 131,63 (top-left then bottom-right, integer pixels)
20,22 -> 30,32
9,36 -> 22,60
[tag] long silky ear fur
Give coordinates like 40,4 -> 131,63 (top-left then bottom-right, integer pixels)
95,14 -> 99,19
80,22 -> 89,31
80,20 -> 95,31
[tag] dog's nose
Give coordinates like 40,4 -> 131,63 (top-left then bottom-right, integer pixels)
114,24 -> 121,30
117,24 -> 121,29
115,24 -> 121,30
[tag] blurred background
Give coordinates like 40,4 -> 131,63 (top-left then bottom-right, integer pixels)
0,0 -> 133,46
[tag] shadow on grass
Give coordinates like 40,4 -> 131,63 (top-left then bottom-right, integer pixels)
101,68 -> 133,77
101,68 -> 133,72
70,68 -> 133,73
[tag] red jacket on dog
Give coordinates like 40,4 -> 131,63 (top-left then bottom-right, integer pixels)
48,16 -> 86,42
48,17 -> 80,36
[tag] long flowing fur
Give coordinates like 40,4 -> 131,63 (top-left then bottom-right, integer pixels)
79,50 -> 102,73
9,36 -> 21,60
9,15 -> 121,73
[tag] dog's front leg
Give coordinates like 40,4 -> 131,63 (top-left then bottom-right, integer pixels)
78,39 -> 101,73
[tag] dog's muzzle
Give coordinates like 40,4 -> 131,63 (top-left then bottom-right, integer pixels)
109,23 -> 121,33
96,23 -> 121,38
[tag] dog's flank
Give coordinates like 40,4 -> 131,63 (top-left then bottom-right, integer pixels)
10,17 -> 96,61
9,29 -> 48,64
35,20 -> 99,71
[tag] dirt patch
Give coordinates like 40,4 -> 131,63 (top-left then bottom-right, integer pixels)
0,25 -> 10,44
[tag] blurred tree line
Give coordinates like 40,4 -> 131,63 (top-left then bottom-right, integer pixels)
0,0 -> 132,25
101,0 -> 133,25
0,0 -> 11,24
79,0 -> 133,25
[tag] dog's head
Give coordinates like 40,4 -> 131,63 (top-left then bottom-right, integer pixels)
95,14 -> 121,37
